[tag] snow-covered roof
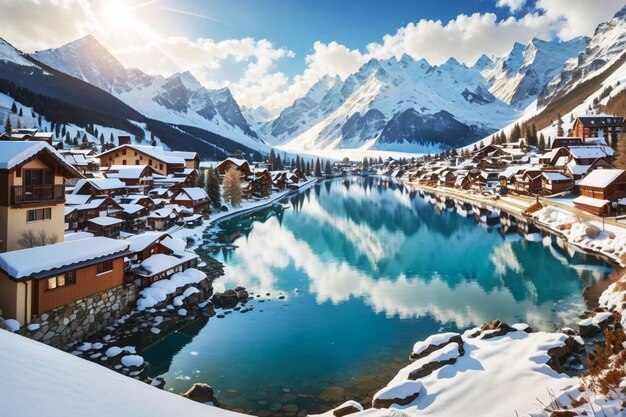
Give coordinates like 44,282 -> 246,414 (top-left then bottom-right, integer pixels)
0,237 -> 129,279
175,187 -> 209,201
64,231 -> 94,242
221,157 -> 249,167
119,204 -> 144,215
573,195 -> 610,208
105,165 -> 150,180
0,142 -> 81,177
169,150 -> 198,160
541,172 -> 571,181
160,236 -> 187,255
567,164 -> 591,175
568,146 -> 614,159
97,145 -> 186,165
578,169 -> 624,188
72,178 -> 126,194
138,252 -> 198,276
0,330 -> 244,417
125,232 -> 168,253
65,194 -> 92,206
88,216 -> 123,227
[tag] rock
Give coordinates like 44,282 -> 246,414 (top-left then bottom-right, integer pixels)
410,333 -> 463,362
150,377 -> 166,390
283,404 -> 298,413
478,320 -> 522,339
320,386 -> 345,402
211,290 -> 240,309
182,383 -> 217,404
332,400 -> 364,416
585,226 -> 600,239
372,380 -> 423,409
547,336 -> 584,373
406,343 -> 461,380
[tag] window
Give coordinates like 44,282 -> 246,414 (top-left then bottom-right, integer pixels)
122,149 -> 127,156
148,159 -> 152,166
97,260 -> 114,275
46,271 -> 76,291
135,160 -> 139,165
27,208 -> 52,222
24,169 -> 52,186
159,163 -> 163,171
122,160 -> 127,165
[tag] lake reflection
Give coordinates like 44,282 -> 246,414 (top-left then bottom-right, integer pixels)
144,177 -> 611,414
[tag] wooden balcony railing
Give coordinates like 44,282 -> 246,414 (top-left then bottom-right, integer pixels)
11,185 -> 65,205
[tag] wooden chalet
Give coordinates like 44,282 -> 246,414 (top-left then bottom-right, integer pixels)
540,172 -> 573,195
171,187 -> 211,215
86,216 -> 123,239
574,169 -> 626,215
0,237 -> 129,324
215,158 -> 252,177
97,145 -> 198,176
573,116 -> 624,143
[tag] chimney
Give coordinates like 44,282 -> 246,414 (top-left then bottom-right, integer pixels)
118,135 -> 131,146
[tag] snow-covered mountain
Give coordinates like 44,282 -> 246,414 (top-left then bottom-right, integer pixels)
483,37 -> 589,108
267,54 -> 518,153
539,6 -> 626,107
31,35 -> 262,148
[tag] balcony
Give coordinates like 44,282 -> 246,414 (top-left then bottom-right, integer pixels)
11,185 -> 66,206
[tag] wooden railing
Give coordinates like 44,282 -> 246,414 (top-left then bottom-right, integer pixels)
11,185 -> 65,205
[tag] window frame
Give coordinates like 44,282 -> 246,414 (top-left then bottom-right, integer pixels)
45,271 -> 76,292
96,260 -> 114,276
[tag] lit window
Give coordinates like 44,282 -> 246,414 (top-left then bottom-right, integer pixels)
46,272 -> 76,291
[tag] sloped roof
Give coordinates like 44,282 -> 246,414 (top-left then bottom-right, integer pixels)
0,141 -> 81,178
577,168 -> 625,188
0,237 -> 129,280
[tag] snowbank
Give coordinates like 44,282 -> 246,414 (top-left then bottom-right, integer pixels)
0,330 -> 246,417
136,268 -> 207,311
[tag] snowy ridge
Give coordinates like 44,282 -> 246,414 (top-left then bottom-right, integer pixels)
0,37 -> 36,68
31,36 -> 263,149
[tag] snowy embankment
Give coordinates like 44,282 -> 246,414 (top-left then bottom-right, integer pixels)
0,330 -> 246,417
532,206 -> 626,266
314,324 -> 583,417
170,177 -> 318,245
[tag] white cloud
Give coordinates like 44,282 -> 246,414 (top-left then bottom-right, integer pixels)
496,0 -> 527,12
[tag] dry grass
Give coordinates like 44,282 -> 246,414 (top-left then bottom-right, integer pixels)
557,223 -> 573,231
524,202 -> 545,214
582,315 -> 626,398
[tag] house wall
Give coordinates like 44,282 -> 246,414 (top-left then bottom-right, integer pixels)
0,159 -> 67,252
0,204 -> 66,252
0,274 -> 32,324
100,150 -> 168,176
35,257 -> 125,315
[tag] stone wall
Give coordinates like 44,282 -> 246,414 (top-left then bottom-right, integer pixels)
19,283 -> 140,349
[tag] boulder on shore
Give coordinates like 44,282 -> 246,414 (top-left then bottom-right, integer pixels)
182,383 -> 218,405
372,380 -> 423,409
211,290 -> 239,309
332,400 -> 363,417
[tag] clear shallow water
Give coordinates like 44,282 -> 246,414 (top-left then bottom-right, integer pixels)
143,177 -> 611,414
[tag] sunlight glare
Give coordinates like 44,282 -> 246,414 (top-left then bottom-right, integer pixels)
102,0 -> 135,28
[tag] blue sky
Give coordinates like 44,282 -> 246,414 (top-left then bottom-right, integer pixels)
0,0 -> 623,108
165,0 -> 533,77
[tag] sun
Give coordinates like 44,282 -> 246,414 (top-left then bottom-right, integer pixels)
101,0 -> 136,28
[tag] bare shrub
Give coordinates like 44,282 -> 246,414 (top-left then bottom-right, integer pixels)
17,230 -> 58,249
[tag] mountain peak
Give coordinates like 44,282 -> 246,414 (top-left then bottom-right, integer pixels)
472,54 -> 493,70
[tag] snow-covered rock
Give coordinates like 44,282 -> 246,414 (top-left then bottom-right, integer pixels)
121,355 -> 144,368
372,380 -> 424,409
410,332 -> 462,361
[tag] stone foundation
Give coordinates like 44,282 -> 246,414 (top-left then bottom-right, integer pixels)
19,283 -> 140,349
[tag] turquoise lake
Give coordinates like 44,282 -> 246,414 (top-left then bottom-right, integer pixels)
143,177 -> 612,415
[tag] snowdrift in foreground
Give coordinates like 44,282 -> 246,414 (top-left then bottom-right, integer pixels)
0,330 -> 245,417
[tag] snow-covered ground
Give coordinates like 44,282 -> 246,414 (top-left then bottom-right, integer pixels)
0,329 -> 246,417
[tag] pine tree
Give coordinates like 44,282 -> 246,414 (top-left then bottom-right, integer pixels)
109,132 -> 114,143
556,113 -> 564,137
4,115 -> 11,134
72,137 -> 79,146
196,169 -> 206,189
269,149 -> 276,170
324,160 -> 332,175
614,133 -> 626,169
206,168 -> 221,208
10,102 -> 17,114
362,156 -> 369,171
314,158 -> 322,177
37,114 -> 42,127
222,167 -> 242,207
510,123 -> 521,142
305,161 -> 311,176
276,154 -> 283,170
538,133 -> 546,152
18,107 -> 23,117
16,119 -> 22,129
